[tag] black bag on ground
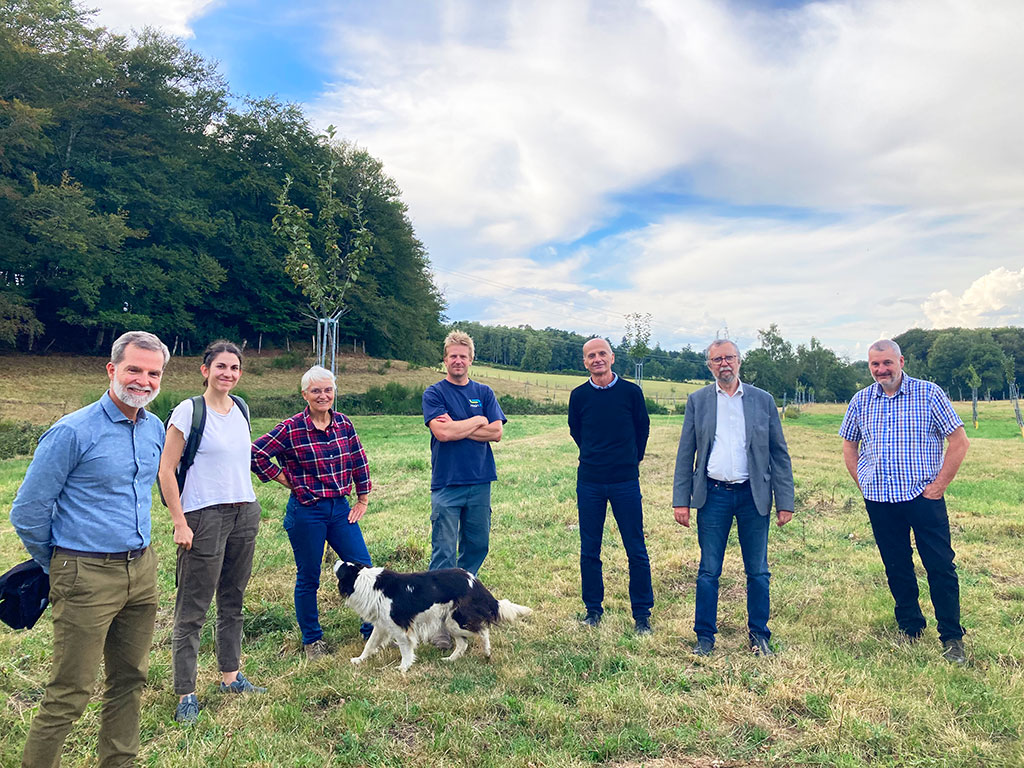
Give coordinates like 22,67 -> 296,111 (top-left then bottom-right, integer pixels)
0,559 -> 49,630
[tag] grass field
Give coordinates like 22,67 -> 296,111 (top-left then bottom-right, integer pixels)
0,355 -> 699,424
1,402 -> 1023,766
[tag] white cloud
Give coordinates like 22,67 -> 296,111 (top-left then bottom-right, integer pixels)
922,268 -> 1024,328
311,0 -> 1024,250
88,0 -> 219,38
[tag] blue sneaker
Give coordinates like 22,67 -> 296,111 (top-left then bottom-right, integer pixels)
218,671 -> 267,694
174,693 -> 200,724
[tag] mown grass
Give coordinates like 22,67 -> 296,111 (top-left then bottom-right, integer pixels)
1,405 -> 1023,767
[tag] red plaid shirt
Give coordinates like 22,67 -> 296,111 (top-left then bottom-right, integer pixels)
251,408 -> 371,506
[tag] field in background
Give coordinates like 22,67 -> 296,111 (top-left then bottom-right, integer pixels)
0,355 -> 702,424
1,401 -> 1023,766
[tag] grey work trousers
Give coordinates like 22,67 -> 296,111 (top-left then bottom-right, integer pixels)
171,501 -> 261,695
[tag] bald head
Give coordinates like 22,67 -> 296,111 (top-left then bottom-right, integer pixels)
582,337 -> 615,383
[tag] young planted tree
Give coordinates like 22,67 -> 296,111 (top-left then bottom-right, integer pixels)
967,364 -> 981,429
272,127 -> 373,374
623,312 -> 652,389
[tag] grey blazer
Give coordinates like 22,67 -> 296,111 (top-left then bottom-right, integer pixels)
672,381 -> 795,516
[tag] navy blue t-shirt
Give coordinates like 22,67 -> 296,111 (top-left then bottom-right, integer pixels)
422,379 -> 506,491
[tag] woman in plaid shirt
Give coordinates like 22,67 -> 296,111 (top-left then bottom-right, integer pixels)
251,365 -> 374,659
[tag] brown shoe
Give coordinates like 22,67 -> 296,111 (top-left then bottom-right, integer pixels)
304,639 -> 329,659
430,627 -> 452,650
941,638 -> 966,665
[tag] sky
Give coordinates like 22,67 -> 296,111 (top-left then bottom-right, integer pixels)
87,0 -> 1024,358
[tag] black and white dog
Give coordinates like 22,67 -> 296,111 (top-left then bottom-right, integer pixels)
333,560 -> 532,672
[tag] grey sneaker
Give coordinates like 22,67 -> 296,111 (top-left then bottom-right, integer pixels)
174,693 -> 200,725
304,639 -> 329,659
219,671 -> 266,694
751,636 -> 775,657
634,617 -> 652,636
693,637 -> 715,656
582,610 -> 602,627
941,638 -> 966,665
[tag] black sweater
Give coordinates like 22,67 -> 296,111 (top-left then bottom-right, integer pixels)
568,377 -> 650,483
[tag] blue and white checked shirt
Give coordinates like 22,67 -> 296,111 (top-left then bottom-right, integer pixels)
839,374 -> 963,503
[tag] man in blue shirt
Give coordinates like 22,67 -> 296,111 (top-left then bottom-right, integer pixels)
422,330 -> 506,579
840,339 -> 970,664
10,331 -> 168,767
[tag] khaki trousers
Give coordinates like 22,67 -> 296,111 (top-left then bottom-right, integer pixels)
22,547 -> 158,768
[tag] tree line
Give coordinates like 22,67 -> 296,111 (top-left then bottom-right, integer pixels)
450,321 -> 712,382
0,0 -> 445,361
738,324 -> 1023,403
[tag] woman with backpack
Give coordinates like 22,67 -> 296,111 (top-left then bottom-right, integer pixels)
158,340 -> 264,725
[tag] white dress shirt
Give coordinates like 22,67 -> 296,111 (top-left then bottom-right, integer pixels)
706,380 -> 749,482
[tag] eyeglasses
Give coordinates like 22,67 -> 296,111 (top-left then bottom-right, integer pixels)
308,387 -> 335,396
710,355 -> 737,365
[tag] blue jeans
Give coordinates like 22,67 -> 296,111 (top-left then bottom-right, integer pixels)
429,483 -> 491,575
577,479 -> 653,620
284,495 -> 372,645
695,482 -> 771,642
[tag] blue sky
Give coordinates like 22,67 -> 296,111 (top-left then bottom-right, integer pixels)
90,0 -> 1024,358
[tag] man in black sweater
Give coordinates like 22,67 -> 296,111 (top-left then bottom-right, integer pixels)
568,337 -> 653,634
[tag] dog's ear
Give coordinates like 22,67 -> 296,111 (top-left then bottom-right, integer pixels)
333,559 -> 344,577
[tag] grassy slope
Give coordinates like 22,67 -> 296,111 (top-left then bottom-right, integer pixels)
1,407 -> 1023,766
0,355 -> 701,423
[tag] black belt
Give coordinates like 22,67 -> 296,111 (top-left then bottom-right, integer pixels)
54,546 -> 148,561
707,478 -> 749,491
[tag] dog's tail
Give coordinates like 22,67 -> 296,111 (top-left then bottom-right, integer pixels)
497,599 -> 532,623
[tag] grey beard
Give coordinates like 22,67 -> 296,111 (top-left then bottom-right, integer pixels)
112,379 -> 159,409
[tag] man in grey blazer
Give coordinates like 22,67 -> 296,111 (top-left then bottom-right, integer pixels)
672,339 -> 794,656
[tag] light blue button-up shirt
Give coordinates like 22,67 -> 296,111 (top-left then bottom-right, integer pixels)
10,392 -> 165,572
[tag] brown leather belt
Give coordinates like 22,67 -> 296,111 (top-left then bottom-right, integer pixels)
54,546 -> 148,561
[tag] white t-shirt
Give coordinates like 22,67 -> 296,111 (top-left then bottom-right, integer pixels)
168,397 -> 257,513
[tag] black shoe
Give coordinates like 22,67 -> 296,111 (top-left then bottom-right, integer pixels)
941,638 -> 966,665
634,617 -> 652,636
582,610 -> 602,627
693,636 -> 714,656
750,635 -> 775,657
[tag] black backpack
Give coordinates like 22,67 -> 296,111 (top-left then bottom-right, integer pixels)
160,394 -> 250,506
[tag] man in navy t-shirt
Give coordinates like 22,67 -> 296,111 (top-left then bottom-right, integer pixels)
422,330 -> 506,581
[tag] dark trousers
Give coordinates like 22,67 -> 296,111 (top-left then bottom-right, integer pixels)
865,494 -> 964,641
284,495 -> 372,645
172,501 -> 261,695
23,548 -> 158,768
695,482 -> 771,642
577,479 -> 653,620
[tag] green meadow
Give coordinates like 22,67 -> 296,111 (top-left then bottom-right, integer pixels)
1,404 -> 1023,767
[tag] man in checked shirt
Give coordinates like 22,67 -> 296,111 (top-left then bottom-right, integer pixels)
840,339 -> 970,664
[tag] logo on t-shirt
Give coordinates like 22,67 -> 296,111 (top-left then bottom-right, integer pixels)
468,399 -> 481,408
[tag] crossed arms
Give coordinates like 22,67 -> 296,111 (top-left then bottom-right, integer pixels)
428,413 -> 503,442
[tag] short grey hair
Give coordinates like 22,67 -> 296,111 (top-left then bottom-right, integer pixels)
301,365 -> 336,391
110,331 -> 169,368
705,339 -> 741,364
869,339 -> 902,357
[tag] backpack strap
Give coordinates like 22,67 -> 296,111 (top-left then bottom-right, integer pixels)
229,394 -> 251,430
176,395 -> 207,494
